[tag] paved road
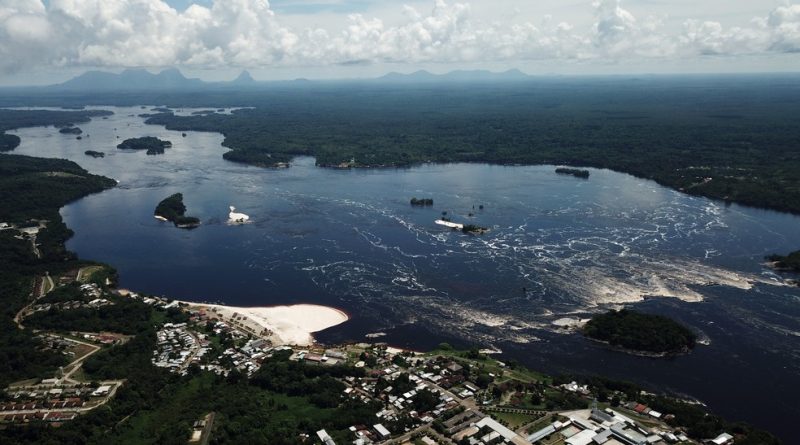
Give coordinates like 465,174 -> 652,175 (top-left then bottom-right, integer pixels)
60,336 -> 102,383
13,274 -> 54,329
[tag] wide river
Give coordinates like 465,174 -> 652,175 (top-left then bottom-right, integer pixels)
9,107 -> 800,440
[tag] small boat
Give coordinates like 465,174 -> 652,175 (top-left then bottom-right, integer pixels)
435,219 -> 463,230
228,206 -> 250,223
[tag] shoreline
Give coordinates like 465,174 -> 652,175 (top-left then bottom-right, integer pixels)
175,301 -> 349,347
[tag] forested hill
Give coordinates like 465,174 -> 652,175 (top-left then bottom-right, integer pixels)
0,154 -> 116,222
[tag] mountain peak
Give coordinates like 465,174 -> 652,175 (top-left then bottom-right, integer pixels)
233,70 -> 255,83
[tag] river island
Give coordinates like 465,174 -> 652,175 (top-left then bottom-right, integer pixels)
154,193 -> 200,228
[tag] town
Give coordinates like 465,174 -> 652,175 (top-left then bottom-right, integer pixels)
1,258 -> 736,445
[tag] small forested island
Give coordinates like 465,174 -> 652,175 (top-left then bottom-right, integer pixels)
154,193 -> 200,228
117,136 -> 172,155
555,167 -> 590,178
84,150 -> 105,158
410,197 -> 433,206
766,250 -> 800,272
58,126 -> 82,135
222,149 -> 290,168
583,309 -> 697,356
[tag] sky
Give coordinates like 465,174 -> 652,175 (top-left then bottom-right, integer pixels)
0,0 -> 799,85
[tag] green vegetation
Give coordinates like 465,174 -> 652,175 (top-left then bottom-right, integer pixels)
117,136 -> 172,155
583,309 -> 697,355
128,79 -> 800,214
84,150 -> 104,158
0,154 -> 116,223
222,148 -> 292,167
410,197 -> 434,206
154,193 -> 200,228
555,167 -> 590,178
0,154 -> 115,389
766,250 -> 800,272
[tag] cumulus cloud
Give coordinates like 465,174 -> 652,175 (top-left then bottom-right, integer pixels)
0,0 -> 799,73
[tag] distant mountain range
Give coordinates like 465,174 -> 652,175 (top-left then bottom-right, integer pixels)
50,68 -> 533,91
376,69 -> 531,83
56,68 -> 205,90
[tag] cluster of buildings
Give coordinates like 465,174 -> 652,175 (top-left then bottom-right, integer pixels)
289,345 -> 716,445
209,336 -> 281,376
116,289 -> 172,307
152,323 -> 206,374
526,407 -> 690,445
29,297 -> 111,313
28,283 -> 111,314
0,381 -> 120,425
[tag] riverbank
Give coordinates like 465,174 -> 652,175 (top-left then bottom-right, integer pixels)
176,301 -> 349,346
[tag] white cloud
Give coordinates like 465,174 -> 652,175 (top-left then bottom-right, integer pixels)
0,0 -> 798,74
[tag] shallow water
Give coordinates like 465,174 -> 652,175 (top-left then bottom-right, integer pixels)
8,107 -> 800,439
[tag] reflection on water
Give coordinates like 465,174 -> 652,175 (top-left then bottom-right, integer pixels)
8,107 -> 800,439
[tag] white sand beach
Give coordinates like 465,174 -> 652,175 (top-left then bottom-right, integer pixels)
178,302 -> 348,346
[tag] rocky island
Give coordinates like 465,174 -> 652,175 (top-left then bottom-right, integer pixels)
555,167 -> 590,178
84,150 -> 105,158
410,197 -> 433,206
154,193 -> 200,229
583,309 -> 697,356
461,223 -> 489,234
58,126 -> 83,135
117,136 -> 172,155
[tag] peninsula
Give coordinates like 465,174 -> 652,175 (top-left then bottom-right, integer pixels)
583,309 -> 697,355
154,193 -> 200,228
117,136 -> 172,155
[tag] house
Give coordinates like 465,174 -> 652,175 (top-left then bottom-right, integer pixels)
710,433 -> 734,445
446,362 -> 463,373
316,429 -> 336,445
92,385 -> 111,397
374,423 -> 391,439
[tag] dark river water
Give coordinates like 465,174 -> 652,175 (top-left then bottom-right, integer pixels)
9,107 -> 800,441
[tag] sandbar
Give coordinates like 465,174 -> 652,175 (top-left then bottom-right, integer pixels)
178,302 -> 349,346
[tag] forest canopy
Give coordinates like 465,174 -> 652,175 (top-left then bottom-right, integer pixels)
583,309 -> 697,354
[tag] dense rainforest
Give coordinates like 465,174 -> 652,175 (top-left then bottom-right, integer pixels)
1,76 -> 799,213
